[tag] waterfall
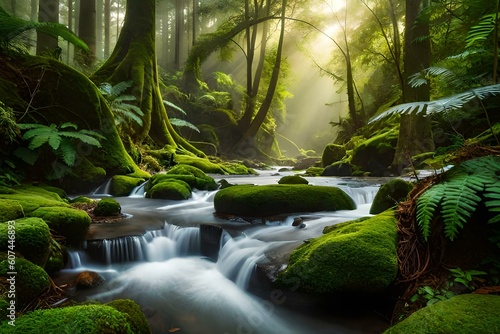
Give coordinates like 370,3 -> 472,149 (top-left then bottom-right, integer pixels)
338,185 -> 379,206
92,178 -> 113,196
128,180 -> 149,198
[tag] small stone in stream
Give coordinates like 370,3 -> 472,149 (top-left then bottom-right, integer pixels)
292,217 -> 303,227
74,271 -> 103,289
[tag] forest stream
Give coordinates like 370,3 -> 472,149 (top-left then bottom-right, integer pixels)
57,168 -> 394,334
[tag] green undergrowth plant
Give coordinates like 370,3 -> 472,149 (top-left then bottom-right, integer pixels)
416,155 -> 500,241
99,81 -> 144,127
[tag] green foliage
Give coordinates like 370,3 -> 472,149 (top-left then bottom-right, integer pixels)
0,101 -> 19,145
466,12 -> 498,48
15,122 -> 105,174
416,156 -> 500,241
99,81 -> 144,127
94,198 -> 121,216
0,6 -> 89,53
163,100 -> 200,133
106,299 -> 151,334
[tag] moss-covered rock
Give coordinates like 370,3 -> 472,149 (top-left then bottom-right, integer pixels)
384,294 -> 500,334
214,184 -> 356,217
0,258 -> 50,309
146,179 -> 191,200
55,157 -> 107,194
93,198 -> 121,216
0,185 -> 70,214
110,175 -> 146,197
0,218 -> 51,267
175,155 -> 226,174
70,196 -> 95,204
278,211 -> 398,295
304,167 -> 325,176
278,175 -> 309,185
0,304 -> 135,333
322,162 -> 352,176
107,299 -> 151,334
166,164 -> 218,190
322,144 -> 346,166
351,129 -> 399,176
28,207 -> 91,244
370,179 -> 414,214
0,199 -> 24,222
37,185 -> 69,201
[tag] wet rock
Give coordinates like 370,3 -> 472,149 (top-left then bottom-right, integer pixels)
74,271 -> 103,289
292,218 -> 303,227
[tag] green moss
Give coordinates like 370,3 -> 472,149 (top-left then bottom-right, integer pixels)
0,186 -> 14,194
37,185 -> 69,201
219,161 -> 257,175
351,129 -> 398,176
322,144 -> 346,167
167,164 -> 217,190
146,174 -> 194,192
70,196 -> 95,204
94,198 -> 121,216
278,211 -> 398,294
384,294 -> 500,334
0,185 -> 70,214
110,175 -> 145,197
28,207 -> 91,244
304,167 -> 325,176
278,175 -> 309,185
174,156 -> 226,174
60,158 -> 107,193
107,299 -> 151,334
214,184 -> 356,217
370,179 -> 414,214
0,199 -> 24,221
0,258 -> 50,309
146,180 -> 191,200
0,218 -> 51,267
0,304 -> 134,334
0,298 -> 8,322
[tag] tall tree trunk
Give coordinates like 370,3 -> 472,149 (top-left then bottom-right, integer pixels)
233,0 -> 287,153
92,0 -> 204,156
96,0 -> 103,59
192,0 -> 198,45
78,0 -> 97,66
31,0 -> 38,53
36,0 -> 59,56
66,0 -> 73,63
174,0 -> 185,69
104,0 -> 111,57
392,0 -> 434,173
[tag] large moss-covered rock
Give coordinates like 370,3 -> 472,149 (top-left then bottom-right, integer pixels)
0,218 -> 51,267
0,304 -> 136,334
322,144 -> 346,167
322,162 -> 352,176
0,258 -> 50,309
146,179 -> 191,200
166,164 -> 217,190
370,179 -> 414,214
174,155 -> 226,174
351,129 -> 398,176
110,175 -> 146,197
28,207 -> 91,244
0,200 -> 24,221
0,185 -> 70,214
384,294 -> 500,334
214,185 -> 356,217
93,198 -> 121,216
107,299 -> 151,334
278,175 -> 309,185
278,211 -> 398,294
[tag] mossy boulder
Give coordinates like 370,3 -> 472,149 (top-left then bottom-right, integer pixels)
351,129 -> 399,176
370,179 -> 414,214
322,144 -> 346,166
322,162 -> 352,176
166,164 -> 217,190
146,179 -> 191,200
278,175 -> 309,185
0,258 -> 50,309
107,299 -> 151,334
384,294 -> 500,334
175,155 -> 226,174
0,185 -> 70,214
278,211 -> 398,294
214,184 -> 356,217
28,207 -> 91,244
94,198 -> 121,216
70,196 -> 95,204
304,167 -> 325,176
0,200 -> 24,221
0,218 -> 51,267
0,304 -> 137,333
54,157 -> 107,194
110,175 -> 146,197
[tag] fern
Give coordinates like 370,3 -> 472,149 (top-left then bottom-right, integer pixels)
170,118 -> 200,133
99,81 -> 144,126
416,156 -> 500,241
15,122 -> 105,168
466,12 -> 497,48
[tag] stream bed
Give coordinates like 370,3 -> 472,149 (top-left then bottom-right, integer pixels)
59,169 -> 394,334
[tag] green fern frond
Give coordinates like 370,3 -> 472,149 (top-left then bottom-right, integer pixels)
47,134 -> 62,151
110,81 -> 133,97
78,129 -> 106,140
28,134 -> 50,150
417,183 -> 446,241
115,109 -> 143,126
58,139 -> 76,166
164,100 -> 188,115
13,146 -> 39,165
170,118 -> 200,133
466,12 -> 497,48
60,122 -> 78,130
114,95 -> 138,103
59,131 -> 102,147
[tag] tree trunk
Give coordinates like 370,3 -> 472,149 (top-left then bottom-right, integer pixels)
104,0 -> 111,57
78,0 -> 97,66
92,0 -> 204,156
36,0 -> 59,56
96,0 -> 103,59
392,0 -> 434,173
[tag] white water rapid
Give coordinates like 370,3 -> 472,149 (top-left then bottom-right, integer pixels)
63,170 -> 391,334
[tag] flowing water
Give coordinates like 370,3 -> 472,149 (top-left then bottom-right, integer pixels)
62,168 -> 393,334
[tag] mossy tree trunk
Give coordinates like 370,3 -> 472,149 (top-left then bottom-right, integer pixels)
92,0 -> 204,157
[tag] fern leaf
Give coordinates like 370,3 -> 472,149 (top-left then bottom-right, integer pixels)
13,146 -> 39,165
58,139 -> 76,167
111,81 -> 133,97
60,122 -> 78,130
466,13 -> 496,48
416,183 -> 446,241
78,129 -> 107,140
170,118 -> 200,133
17,123 -> 44,130
99,82 -> 113,96
28,134 -> 50,150
59,132 -> 102,147
47,134 -> 62,151
164,100 -> 187,115
114,95 -> 138,103
116,109 -> 143,126
22,126 -> 53,140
